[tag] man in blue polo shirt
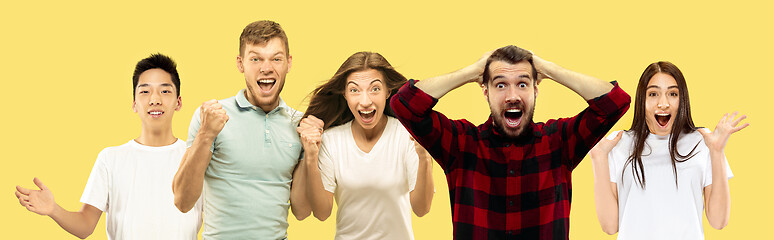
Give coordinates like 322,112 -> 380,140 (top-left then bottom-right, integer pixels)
172,20 -> 311,240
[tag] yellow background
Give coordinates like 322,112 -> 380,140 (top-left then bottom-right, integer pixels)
2,0 -> 771,239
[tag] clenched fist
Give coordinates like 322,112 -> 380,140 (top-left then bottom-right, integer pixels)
199,99 -> 229,136
296,115 -> 325,157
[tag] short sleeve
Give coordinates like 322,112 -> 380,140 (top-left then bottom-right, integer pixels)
703,152 -> 734,187
80,150 -> 110,212
186,107 -> 214,152
406,138 -> 419,192
318,140 -> 336,193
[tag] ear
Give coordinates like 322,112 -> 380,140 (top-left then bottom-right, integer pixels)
236,55 -> 244,73
482,84 -> 489,101
175,96 -> 182,111
534,84 -> 539,98
287,55 -> 293,72
132,100 -> 138,113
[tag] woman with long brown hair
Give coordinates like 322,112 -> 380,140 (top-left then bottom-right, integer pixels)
589,61 -> 749,239
296,51 -> 434,239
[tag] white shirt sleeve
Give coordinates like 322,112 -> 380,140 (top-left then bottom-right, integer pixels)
318,140 -> 336,193
186,107 -> 214,152
406,139 -> 419,192
80,150 -> 110,212
703,151 -> 734,187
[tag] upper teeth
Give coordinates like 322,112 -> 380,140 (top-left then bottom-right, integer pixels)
259,79 -> 275,84
506,109 -> 521,113
149,111 -> 162,115
360,110 -> 374,114
656,113 -> 670,116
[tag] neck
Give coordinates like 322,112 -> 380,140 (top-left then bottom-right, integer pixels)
136,125 -> 176,147
244,90 -> 279,113
352,115 -> 388,141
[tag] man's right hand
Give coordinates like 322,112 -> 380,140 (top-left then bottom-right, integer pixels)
199,99 -> 229,136
297,115 -> 324,158
15,177 -> 56,216
471,51 -> 494,86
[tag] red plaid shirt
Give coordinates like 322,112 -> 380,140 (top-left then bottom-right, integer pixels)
391,79 -> 630,239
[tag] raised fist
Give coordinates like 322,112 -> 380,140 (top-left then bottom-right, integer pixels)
200,99 -> 229,136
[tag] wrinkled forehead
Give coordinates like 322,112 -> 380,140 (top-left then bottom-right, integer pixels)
346,69 -> 385,87
242,37 -> 288,56
488,60 -> 534,81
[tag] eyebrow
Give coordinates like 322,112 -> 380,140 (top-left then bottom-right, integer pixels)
646,85 -> 679,90
137,83 -> 175,88
247,50 -> 285,56
347,79 -> 383,86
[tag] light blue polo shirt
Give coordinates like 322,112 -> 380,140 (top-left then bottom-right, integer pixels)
186,89 -> 302,240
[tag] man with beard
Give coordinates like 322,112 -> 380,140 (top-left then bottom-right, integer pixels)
172,20 -> 310,239
391,45 -> 630,239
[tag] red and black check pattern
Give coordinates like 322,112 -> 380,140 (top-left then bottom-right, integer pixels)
391,79 -> 630,240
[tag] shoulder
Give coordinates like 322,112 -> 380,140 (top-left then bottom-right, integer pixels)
95,142 -> 130,165
322,121 -> 351,141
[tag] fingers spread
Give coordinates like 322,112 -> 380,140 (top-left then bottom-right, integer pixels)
33,177 -> 48,191
16,185 -> 31,195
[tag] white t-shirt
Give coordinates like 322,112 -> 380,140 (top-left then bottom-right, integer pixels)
81,139 -> 203,240
608,130 -> 733,240
318,117 -> 419,240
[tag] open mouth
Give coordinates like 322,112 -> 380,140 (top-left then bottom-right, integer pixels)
148,110 -> 164,118
503,108 -> 523,128
257,79 -> 276,92
358,109 -> 376,124
655,113 -> 671,128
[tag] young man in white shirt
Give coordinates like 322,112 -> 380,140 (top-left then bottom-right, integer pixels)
14,53 -> 203,239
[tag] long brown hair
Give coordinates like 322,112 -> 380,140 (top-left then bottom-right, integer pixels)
625,61 -> 700,189
303,52 -> 408,130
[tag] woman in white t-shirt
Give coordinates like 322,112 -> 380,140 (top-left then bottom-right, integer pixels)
297,51 -> 434,240
589,61 -> 749,240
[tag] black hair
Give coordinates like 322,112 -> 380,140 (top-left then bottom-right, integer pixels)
132,53 -> 180,99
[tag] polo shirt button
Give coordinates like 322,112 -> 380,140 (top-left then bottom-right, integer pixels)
509,169 -> 515,175
265,130 -> 270,133
507,230 -> 513,235
509,201 -> 514,206
505,143 -> 511,147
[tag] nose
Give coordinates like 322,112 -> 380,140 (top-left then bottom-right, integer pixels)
149,91 -> 161,106
259,60 -> 273,75
358,92 -> 372,108
657,95 -> 669,109
504,87 -> 521,104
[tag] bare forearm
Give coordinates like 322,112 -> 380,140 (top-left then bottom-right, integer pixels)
290,161 -> 311,220
304,157 -> 333,221
410,158 -> 434,217
416,65 -> 481,99
48,204 -> 101,239
172,133 -> 214,212
591,154 -> 619,235
706,150 -> 730,229
536,59 -> 613,101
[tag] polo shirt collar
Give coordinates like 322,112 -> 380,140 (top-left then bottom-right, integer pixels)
235,89 -> 287,114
